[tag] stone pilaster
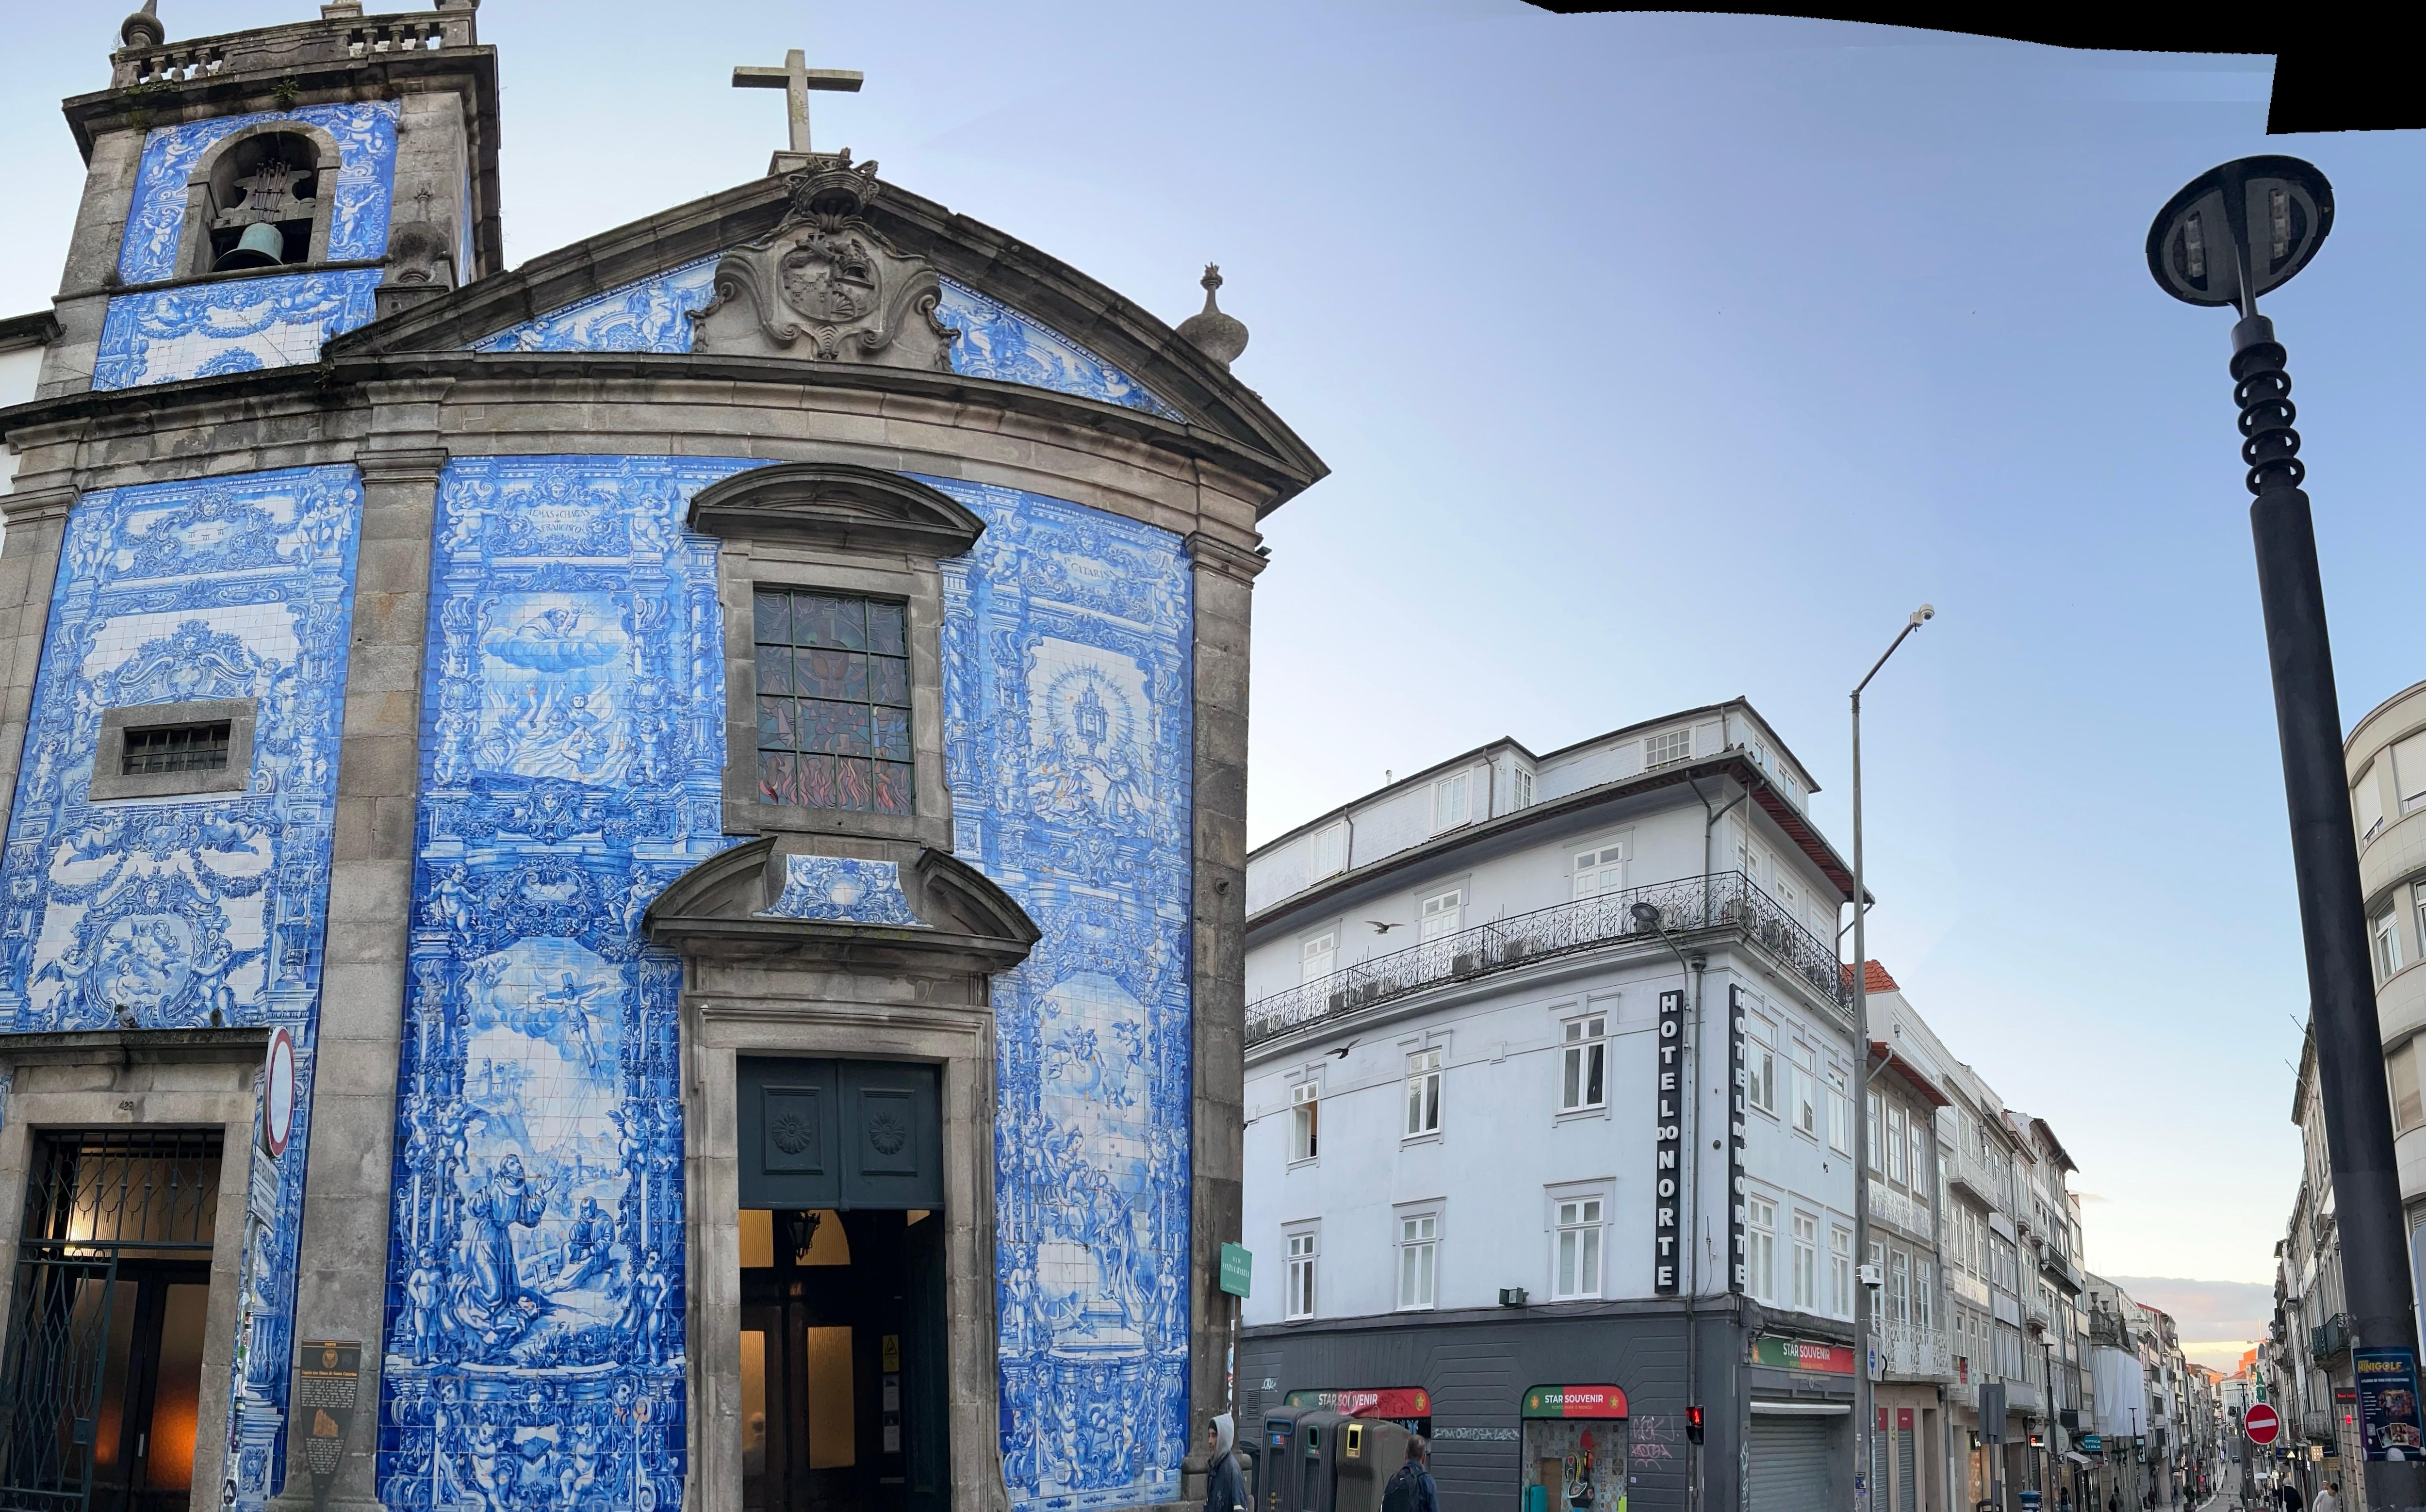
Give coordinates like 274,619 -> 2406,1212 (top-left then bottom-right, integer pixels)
0,475 -> 80,843
275,384 -> 449,1512
1181,529 -> 1263,1502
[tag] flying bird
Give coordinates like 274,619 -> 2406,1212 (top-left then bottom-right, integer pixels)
1367,920 -> 1399,933
1329,1040 -> 1358,1059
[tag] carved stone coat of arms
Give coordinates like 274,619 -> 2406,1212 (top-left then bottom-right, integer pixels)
692,154 -> 957,369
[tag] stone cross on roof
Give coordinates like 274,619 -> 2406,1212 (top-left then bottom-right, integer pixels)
732,47 -> 864,156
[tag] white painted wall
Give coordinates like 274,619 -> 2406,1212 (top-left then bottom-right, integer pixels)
0,340 -> 41,498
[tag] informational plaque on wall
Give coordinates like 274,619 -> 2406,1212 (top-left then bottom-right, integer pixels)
293,1339 -> 364,1512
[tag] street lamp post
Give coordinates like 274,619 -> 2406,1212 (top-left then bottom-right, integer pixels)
1852,603 -> 1933,1510
2148,157 -> 2426,1512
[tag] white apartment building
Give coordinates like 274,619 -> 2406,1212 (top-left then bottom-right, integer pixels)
1236,702 -> 1863,1512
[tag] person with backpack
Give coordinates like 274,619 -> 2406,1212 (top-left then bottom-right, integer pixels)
1383,1436 -> 1439,1512
1205,1414 -> 1247,1512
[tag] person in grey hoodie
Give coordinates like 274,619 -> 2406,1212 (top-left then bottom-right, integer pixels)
1206,1414 -> 1248,1512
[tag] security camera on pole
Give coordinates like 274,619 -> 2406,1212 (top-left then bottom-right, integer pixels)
2148,157 -> 2426,1511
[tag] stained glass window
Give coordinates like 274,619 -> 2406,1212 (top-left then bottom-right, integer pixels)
754,589 -> 913,815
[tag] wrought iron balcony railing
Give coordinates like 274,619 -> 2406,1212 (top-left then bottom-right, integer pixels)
1246,869 -> 1848,1049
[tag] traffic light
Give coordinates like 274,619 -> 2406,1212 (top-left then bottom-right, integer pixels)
1686,1407 -> 1705,1445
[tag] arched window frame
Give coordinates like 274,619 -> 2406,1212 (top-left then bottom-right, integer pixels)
687,462 -> 983,851
176,119 -> 344,278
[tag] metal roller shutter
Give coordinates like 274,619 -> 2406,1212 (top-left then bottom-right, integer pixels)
1746,1415 -> 1836,1512
1896,1429 -> 1918,1512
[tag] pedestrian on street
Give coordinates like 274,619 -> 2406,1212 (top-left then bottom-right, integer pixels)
1204,1414 -> 1247,1512
2278,1479 -> 2304,1512
2313,1480 -> 2340,1512
1382,1435 -> 1439,1512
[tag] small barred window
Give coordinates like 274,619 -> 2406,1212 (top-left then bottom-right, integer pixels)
754,589 -> 913,815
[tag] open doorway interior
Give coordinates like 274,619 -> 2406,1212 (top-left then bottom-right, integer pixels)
0,1129 -> 223,1512
739,1207 -> 947,1512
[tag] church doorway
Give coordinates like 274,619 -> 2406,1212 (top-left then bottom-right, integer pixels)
736,1059 -> 949,1512
0,1130 -> 222,1512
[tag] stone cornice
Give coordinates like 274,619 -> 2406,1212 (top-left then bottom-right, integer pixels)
1184,530 -> 1267,583
0,349 -> 1320,508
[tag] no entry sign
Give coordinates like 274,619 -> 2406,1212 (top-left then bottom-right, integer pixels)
2246,1402 -> 2281,1446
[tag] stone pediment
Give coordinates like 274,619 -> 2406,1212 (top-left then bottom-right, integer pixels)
689,154 -> 953,370
644,836 -> 1037,971
313,162 -> 1327,502
684,462 -> 984,559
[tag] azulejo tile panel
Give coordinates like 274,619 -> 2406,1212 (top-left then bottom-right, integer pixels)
94,270 -> 382,390
117,103 -> 401,284
376,456 -> 754,1512
758,854 -> 927,927
463,258 -> 1182,419
472,257 -> 720,354
934,280 -> 1182,420
0,465 -> 364,1512
930,477 -> 1195,1512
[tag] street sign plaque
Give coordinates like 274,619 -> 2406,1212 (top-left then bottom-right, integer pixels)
2245,1402 -> 2281,1446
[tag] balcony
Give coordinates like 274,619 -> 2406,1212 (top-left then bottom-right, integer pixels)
1948,1268 -> 1991,1311
1869,1178 -> 1933,1241
1881,1319 -> 1954,1382
2040,1246 -> 2085,1295
1245,869 -> 1850,1048
2312,1314 -> 2349,1364
1949,1142 -> 2005,1211
2304,1409 -> 2332,1443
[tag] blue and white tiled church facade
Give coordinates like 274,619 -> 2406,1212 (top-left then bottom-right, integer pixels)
365,458 -> 1195,1512
1,23 -> 1307,1512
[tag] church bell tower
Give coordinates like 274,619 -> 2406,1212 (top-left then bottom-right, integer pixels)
37,0 -> 501,397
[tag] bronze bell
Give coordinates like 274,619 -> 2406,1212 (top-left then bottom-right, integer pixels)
212,222 -> 287,272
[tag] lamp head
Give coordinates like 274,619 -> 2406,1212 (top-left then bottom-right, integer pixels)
1910,604 -> 1934,629
1629,902 -> 1662,927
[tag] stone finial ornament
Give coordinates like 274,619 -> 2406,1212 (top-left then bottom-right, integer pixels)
119,0 -> 164,48
1176,263 -> 1248,369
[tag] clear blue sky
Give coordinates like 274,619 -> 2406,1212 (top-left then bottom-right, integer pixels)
9,0 -> 2420,1352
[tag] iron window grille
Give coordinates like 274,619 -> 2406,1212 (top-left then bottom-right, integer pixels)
118,722 -> 231,777
0,1130 -> 223,1512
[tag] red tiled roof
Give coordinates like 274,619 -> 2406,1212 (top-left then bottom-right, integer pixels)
1840,960 -> 1899,993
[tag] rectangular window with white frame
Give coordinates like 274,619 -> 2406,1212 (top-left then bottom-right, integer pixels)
1560,1013 -> 1606,1112
1285,1226 -> 1318,1319
1310,822 -> 1348,881
1431,771 -> 1471,833
1831,1224 -> 1853,1317
1891,1249 -> 1911,1322
2377,905 -> 2404,982
1396,1210 -> 1439,1310
2391,1038 -> 2424,1133
1827,1065 -> 1852,1155
1866,1092 -> 1884,1172
1512,766 -> 1535,811
1290,1079 -> 1320,1163
1916,1259 -> 1934,1328
1299,927 -> 1337,985
1418,886 -> 1463,943
1746,1193 -> 1778,1303
1792,1209 -> 1818,1312
1405,1047 -> 1442,1137
1552,1193 -> 1605,1300
1886,1104 -> 1908,1183
1792,1042 -> 1818,1138
1572,839 -> 1629,899
1746,1016 -> 1777,1117
1645,728 -> 1692,767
